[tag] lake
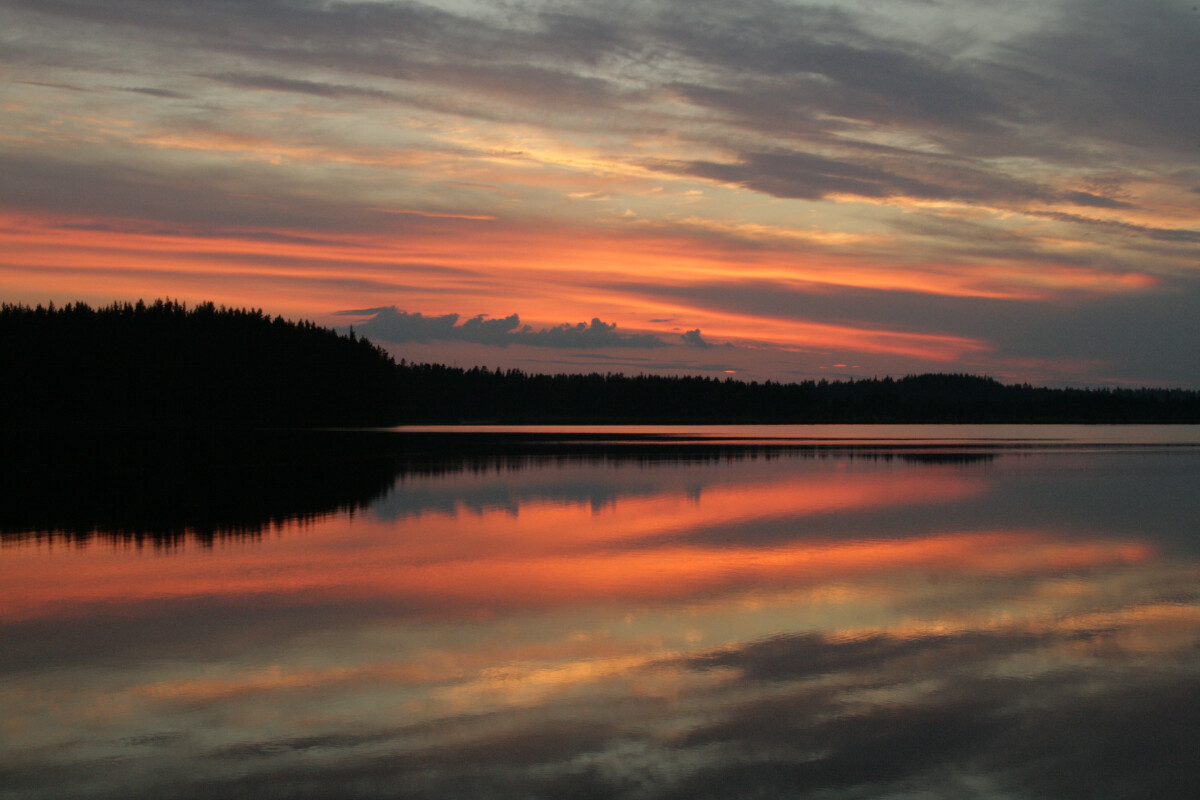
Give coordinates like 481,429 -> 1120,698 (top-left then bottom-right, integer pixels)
3,425 -> 1200,799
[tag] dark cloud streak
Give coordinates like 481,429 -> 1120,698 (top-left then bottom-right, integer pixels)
668,149 -> 1137,209
207,73 -> 397,100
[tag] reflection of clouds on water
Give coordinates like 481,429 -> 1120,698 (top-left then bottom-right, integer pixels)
3,447 -> 1200,799
660,622 -> 1200,799
373,449 -> 1200,558
369,451 -> 791,521
19,589 -> 1199,800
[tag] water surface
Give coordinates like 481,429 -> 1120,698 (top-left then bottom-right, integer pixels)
3,426 -> 1199,799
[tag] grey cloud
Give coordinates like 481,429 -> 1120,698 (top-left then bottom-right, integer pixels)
0,151 -> 493,238
6,0 -> 640,131
6,0 -> 625,81
335,307 -> 667,349
664,80 -> 853,143
0,151 -> 363,231
605,274 -> 1200,387
651,0 -> 1198,163
996,0 -> 1200,155
211,59 -> 628,123
406,61 -> 630,118
681,328 -> 714,348
640,0 -> 1198,212
11,0 -> 1196,157
648,0 -> 866,71
4,0 -> 450,48
122,86 -> 189,99
657,7 -> 1007,132
518,317 -> 665,348
883,211 -> 1195,280
335,308 -> 463,343
678,150 -> 946,201
11,0 -> 1194,170
15,79 -> 91,92
531,10 -> 627,66
1059,191 -> 1135,211
1027,210 -> 1200,245
207,73 -> 397,100
669,149 -> 1137,209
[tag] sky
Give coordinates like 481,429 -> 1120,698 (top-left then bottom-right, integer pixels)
2,0 -> 1198,387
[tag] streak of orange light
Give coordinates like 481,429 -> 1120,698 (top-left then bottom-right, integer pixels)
0,206 -> 1157,360
0,496 -> 1153,625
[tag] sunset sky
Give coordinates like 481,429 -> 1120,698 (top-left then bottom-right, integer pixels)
3,0 -> 1198,386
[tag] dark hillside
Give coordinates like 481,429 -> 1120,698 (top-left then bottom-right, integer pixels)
1,300 -> 402,427
391,364 -> 1200,423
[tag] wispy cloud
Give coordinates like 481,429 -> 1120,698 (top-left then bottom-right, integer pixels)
206,73 -> 397,101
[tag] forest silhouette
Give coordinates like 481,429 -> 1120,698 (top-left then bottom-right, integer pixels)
1,299 -> 399,427
3,299 -> 1199,426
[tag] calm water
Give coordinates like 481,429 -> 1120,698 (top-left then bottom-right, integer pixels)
3,426 -> 1200,799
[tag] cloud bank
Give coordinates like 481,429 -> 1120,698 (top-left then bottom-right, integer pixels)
337,307 -> 671,349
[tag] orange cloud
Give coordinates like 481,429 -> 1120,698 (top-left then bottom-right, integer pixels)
0,203 -> 1163,368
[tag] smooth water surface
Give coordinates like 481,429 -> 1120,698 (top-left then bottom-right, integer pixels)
394,423 -> 1200,445
3,427 -> 1200,799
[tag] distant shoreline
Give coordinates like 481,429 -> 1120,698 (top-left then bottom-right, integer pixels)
5,300 -> 1200,427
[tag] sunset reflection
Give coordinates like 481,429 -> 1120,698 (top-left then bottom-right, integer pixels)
3,445 -> 1200,799
3,459 -> 1150,622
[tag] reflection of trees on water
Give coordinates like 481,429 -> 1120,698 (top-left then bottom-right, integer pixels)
386,432 -> 998,472
1,430 -> 998,546
898,452 -> 998,464
1,430 -> 404,547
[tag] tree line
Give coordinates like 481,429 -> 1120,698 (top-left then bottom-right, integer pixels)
3,300 -> 1199,426
1,299 -> 400,426
393,363 -> 1200,423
